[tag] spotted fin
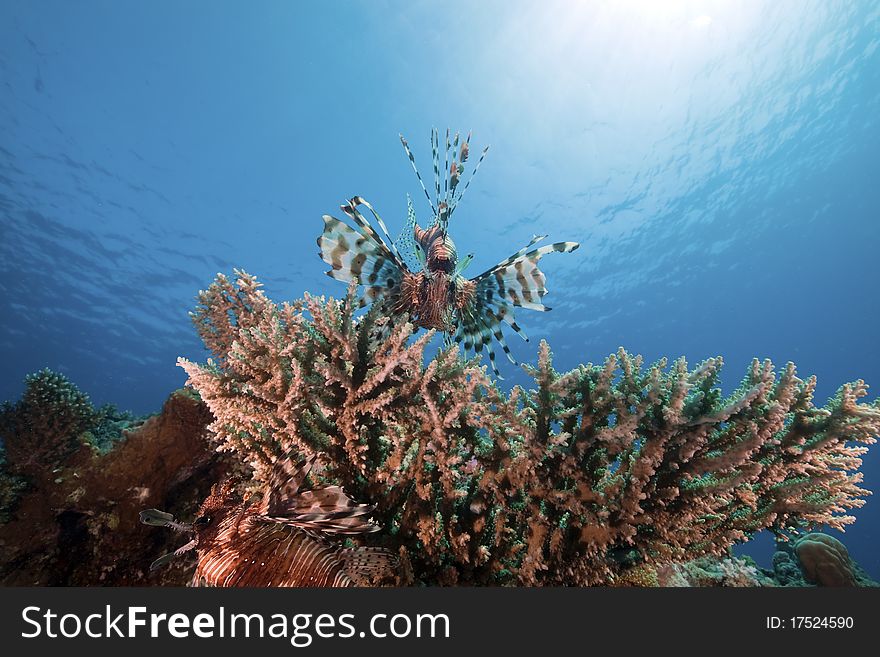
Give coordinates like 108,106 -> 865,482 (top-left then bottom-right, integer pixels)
453,239 -> 580,376
259,454 -> 380,536
318,197 -> 407,308
471,240 -> 580,311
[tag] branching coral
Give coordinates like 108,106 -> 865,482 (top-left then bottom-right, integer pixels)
179,270 -> 878,586
1,369 -> 99,478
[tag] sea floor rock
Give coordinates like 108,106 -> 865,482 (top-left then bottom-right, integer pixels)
0,387 -> 226,585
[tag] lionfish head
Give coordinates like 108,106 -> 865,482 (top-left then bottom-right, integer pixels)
139,479 -> 241,572
191,479 -> 241,540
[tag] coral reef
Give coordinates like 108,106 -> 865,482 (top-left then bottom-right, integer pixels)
178,270 -> 879,586
0,376 -> 227,586
654,555 -> 773,587
771,550 -> 804,586
1,369 -> 100,479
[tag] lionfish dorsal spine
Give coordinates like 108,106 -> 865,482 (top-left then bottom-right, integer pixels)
399,133 -> 437,218
432,128 -> 441,208
448,140 -> 489,217
399,128 -> 489,225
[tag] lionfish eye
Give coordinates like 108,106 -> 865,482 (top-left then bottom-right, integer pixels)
194,515 -> 211,527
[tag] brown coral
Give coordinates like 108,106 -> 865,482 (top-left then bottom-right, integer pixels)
178,270 -> 878,586
0,388 -> 227,585
794,532 -> 856,586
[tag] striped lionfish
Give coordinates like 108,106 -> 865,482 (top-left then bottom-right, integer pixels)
318,129 -> 579,377
140,455 -> 396,587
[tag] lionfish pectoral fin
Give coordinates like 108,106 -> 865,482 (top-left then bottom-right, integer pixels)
140,508 -> 175,526
452,238 -> 578,377
318,202 -> 407,310
139,508 -> 193,533
149,552 -> 177,572
260,484 -> 381,535
148,539 -> 197,572
452,253 -> 474,277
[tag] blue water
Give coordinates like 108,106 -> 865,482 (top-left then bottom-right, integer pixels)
1,1 -> 878,578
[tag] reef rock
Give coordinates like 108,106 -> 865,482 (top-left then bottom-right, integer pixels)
0,376 -> 226,586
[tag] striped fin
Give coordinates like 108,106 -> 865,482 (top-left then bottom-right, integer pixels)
401,129 -> 488,224
453,296 -> 517,378
432,128 -> 441,206
449,142 -> 489,216
260,454 -> 315,516
471,241 -> 579,309
453,239 -> 580,377
259,455 -> 380,536
318,216 -> 402,284
342,196 -> 404,264
262,513 -> 380,535
318,210 -> 406,306
399,133 -> 437,217
443,129 -> 450,200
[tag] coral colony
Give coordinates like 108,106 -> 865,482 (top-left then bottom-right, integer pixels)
1,131 -> 878,587
174,270 -> 877,585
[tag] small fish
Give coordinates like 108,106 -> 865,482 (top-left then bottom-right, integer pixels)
317,128 -> 579,377
140,455 -> 396,587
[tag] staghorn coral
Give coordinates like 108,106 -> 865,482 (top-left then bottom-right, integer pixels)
178,270 -> 878,586
179,270 -> 519,583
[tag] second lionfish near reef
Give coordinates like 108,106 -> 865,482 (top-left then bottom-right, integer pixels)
318,128 -> 579,377
140,455 -> 396,587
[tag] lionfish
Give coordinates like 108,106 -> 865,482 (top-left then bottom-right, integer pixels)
317,129 -> 579,377
140,455 -> 396,587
